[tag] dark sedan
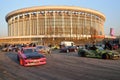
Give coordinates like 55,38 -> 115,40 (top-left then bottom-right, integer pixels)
60,46 -> 77,53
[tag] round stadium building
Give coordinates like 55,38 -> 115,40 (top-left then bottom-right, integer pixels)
0,6 -> 106,45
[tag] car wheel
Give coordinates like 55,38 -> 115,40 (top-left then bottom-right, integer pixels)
81,52 -> 86,57
78,51 -> 86,57
17,55 -> 20,61
102,54 -> 110,59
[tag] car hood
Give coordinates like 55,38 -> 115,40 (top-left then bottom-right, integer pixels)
24,52 -> 44,59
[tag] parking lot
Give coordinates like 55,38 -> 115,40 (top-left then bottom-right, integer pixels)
0,50 -> 120,80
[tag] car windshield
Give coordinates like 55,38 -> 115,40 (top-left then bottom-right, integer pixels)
37,46 -> 44,49
67,46 -> 76,48
37,46 -> 50,49
23,49 -> 37,53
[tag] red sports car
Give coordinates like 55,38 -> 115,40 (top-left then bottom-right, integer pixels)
17,47 -> 46,66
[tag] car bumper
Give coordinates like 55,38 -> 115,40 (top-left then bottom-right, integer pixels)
23,58 -> 46,66
112,55 -> 120,60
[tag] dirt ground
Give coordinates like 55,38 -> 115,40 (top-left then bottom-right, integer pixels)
0,50 -> 120,80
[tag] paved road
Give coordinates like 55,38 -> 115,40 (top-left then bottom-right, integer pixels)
0,50 -> 120,80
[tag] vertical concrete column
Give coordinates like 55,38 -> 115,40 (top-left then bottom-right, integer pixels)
32,13 -> 33,35
62,11 -> 64,36
53,11 -> 55,36
8,19 -> 10,36
11,18 -> 13,36
96,17 -> 98,35
29,13 -> 32,36
14,17 -> 17,36
81,13 -> 84,37
100,18 -> 103,35
23,14 -> 25,36
19,17 -> 21,36
10,19 -> 12,36
18,15 -> 19,36
94,16 -> 97,35
70,11 -> 72,38
8,21 -> 9,36
13,17 -> 15,36
32,13 -> 35,35
37,11 -> 39,35
10,20 -> 12,36
9,21 -> 11,36
77,13 -> 80,39
90,14 -> 92,35
45,11 -> 47,35
101,19 -> 104,35
84,13 -> 86,36
97,17 -> 100,35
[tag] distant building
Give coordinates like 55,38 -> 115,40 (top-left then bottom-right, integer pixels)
110,28 -> 114,36
0,6 -> 106,45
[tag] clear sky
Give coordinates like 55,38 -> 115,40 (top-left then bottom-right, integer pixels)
0,0 -> 120,37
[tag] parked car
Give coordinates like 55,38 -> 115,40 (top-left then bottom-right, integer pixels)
104,41 -> 119,50
111,44 -> 119,50
78,46 -> 120,60
1,45 -> 12,52
50,45 -> 60,50
17,47 -> 46,66
36,46 -> 51,55
1,47 -> 8,52
1,45 -> 20,52
60,46 -> 77,53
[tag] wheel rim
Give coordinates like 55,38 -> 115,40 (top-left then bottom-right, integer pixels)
81,52 -> 86,57
102,54 -> 109,59
17,55 -> 19,61
106,54 -> 109,59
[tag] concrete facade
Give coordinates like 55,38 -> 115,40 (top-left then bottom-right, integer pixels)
0,6 -> 106,45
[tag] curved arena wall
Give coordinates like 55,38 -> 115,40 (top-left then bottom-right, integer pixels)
4,6 -> 106,44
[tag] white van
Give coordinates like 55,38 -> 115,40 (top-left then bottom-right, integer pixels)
60,41 -> 74,46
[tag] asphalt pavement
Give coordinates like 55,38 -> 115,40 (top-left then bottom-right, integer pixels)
0,50 -> 120,80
